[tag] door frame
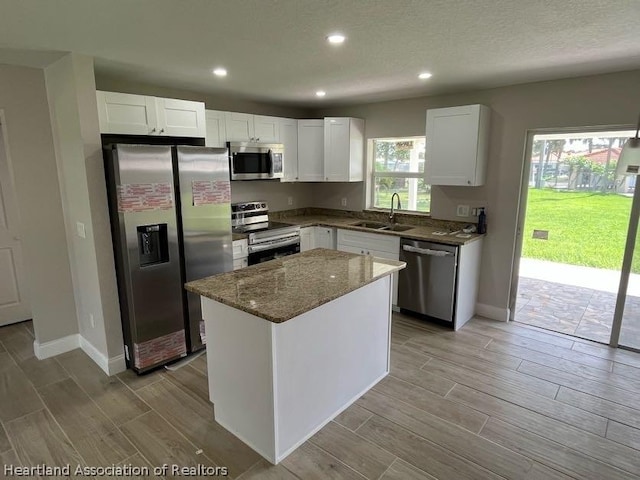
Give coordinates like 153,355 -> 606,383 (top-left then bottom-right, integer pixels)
509,124 -> 634,325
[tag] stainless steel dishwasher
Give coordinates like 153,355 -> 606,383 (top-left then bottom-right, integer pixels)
398,238 -> 458,323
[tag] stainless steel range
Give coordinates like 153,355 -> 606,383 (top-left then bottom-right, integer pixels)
231,202 -> 300,265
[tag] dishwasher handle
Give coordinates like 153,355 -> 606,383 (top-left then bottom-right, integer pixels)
402,244 -> 454,257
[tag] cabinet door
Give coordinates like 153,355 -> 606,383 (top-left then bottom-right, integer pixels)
425,104 -> 488,186
314,227 -> 335,249
205,110 -> 227,147
232,258 -> 248,270
253,115 -> 280,143
324,117 -> 351,182
225,112 -> 254,142
297,120 -> 325,181
156,98 -> 206,137
300,227 -> 314,252
96,91 -> 157,135
280,118 -> 298,182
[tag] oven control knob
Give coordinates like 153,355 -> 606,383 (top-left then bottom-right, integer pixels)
261,203 -> 267,209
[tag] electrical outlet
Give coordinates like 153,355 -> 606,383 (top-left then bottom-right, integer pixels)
456,205 -> 470,217
287,196 -> 293,206
341,198 -> 348,207
471,208 -> 478,216
89,313 -> 95,328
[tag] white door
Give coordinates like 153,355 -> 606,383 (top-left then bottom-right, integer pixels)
156,98 -> 206,138
0,114 -> 31,325
297,120 -> 325,181
324,117 -> 350,182
96,91 -> 157,135
280,118 -> 298,182
205,110 -> 228,147
225,112 -> 254,142
253,115 -> 280,143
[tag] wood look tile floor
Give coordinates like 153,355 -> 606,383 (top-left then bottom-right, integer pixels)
2,314 -> 640,479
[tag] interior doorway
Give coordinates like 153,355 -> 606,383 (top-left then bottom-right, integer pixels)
512,128 -> 638,345
0,112 -> 31,326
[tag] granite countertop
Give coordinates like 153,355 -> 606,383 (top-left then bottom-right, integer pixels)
185,249 -> 406,323
274,214 -> 483,246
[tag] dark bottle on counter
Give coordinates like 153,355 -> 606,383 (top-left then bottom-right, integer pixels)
477,208 -> 487,234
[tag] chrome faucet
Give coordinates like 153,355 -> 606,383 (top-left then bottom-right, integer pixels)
389,192 -> 401,223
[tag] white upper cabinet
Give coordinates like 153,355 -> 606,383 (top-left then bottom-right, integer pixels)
156,97 -> 206,137
96,91 -> 157,135
425,104 -> 490,186
205,110 -> 227,148
297,120 -> 325,182
324,117 -> 364,182
280,118 -> 298,182
225,112 -> 280,143
253,115 -> 280,143
96,91 -> 205,138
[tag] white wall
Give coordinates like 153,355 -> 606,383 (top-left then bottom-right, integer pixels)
313,69 -> 640,319
45,54 -> 124,370
0,64 -> 78,343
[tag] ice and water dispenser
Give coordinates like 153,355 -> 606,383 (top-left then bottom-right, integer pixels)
137,224 -> 169,267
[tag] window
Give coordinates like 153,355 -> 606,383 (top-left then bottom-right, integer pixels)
370,137 -> 429,213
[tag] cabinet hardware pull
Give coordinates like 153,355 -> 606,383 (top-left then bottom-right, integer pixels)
159,128 -> 165,134
150,128 -> 156,133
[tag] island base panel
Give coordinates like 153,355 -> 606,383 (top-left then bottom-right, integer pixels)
202,275 -> 392,464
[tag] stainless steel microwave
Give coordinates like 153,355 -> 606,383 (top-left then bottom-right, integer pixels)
228,142 -> 284,180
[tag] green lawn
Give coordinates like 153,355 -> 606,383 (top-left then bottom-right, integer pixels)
522,189 -> 639,273
375,190 -> 431,213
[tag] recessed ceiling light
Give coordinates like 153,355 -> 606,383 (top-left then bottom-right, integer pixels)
213,67 -> 227,77
327,34 -> 346,44
316,90 -> 326,97
418,72 -> 433,80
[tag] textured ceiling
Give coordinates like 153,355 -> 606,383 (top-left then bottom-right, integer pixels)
1,0 -> 639,107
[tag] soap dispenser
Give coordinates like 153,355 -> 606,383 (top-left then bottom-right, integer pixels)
477,208 -> 487,234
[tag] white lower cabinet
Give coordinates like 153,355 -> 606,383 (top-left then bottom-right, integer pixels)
232,239 -> 248,270
337,229 -> 400,306
314,227 -> 335,249
300,227 -> 314,252
300,226 -> 336,252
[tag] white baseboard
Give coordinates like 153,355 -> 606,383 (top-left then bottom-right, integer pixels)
79,336 -> 126,375
475,303 -> 510,322
33,334 -> 79,359
32,333 -> 125,376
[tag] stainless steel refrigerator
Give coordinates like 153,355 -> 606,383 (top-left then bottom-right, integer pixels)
104,144 -> 232,373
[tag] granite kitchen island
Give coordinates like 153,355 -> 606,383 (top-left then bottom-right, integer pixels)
185,248 -> 405,464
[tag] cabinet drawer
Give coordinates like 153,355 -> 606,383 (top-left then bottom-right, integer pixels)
232,239 -> 248,259
337,229 -> 400,254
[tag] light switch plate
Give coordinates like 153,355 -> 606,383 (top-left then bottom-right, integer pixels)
76,221 -> 86,238
456,205 -> 470,217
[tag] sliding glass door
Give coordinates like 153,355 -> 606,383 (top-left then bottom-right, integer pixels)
612,181 -> 640,350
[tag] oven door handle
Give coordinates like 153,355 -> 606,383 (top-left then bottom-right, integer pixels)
249,236 -> 300,253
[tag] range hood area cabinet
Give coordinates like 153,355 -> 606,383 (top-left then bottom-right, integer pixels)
224,112 -> 281,143
96,91 -> 206,138
296,117 -> 365,182
425,104 -> 490,186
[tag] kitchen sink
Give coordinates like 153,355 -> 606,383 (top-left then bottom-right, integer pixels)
379,224 -> 413,232
353,221 -> 389,229
352,221 -> 413,232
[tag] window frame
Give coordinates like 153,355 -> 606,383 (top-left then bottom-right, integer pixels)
366,136 -> 429,214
